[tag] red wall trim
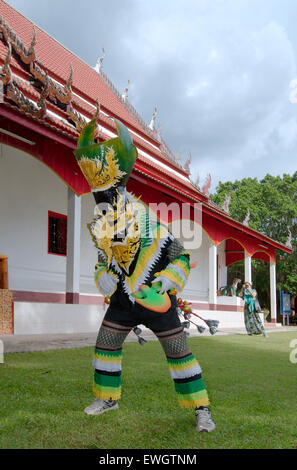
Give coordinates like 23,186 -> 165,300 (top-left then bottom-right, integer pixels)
12,290 -> 242,311
12,301 -> 15,334
12,291 -> 66,303
190,301 -> 243,312
12,290 -> 105,305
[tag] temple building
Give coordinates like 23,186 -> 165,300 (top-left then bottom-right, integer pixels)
0,1 -> 291,335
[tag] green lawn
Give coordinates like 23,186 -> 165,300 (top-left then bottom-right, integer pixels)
0,331 -> 296,449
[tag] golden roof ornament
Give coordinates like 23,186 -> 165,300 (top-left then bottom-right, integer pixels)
0,41 -> 12,85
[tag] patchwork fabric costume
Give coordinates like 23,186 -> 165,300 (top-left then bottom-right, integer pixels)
74,118 -> 210,410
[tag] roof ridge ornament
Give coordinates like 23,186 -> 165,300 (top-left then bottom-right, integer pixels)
202,174 -> 212,196
67,102 -> 87,132
183,151 -> 192,175
286,229 -> 292,249
0,17 -> 36,65
148,106 -> 158,131
222,191 -> 231,214
121,79 -> 130,102
243,209 -> 250,227
194,173 -> 200,189
28,26 -> 37,60
6,81 -> 47,119
93,98 -> 100,121
64,63 -> 73,98
0,41 -> 12,85
94,46 -> 105,73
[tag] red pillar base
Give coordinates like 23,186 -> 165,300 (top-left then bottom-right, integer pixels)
66,292 -> 80,304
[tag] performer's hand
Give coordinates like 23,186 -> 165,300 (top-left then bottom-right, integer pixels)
97,272 -> 119,296
152,275 -> 179,294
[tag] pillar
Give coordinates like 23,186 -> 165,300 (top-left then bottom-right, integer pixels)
66,187 -> 81,303
244,251 -> 252,284
209,244 -> 217,304
218,241 -> 227,288
270,258 -> 277,323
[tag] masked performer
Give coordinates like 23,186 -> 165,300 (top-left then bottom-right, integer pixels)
74,118 -> 215,432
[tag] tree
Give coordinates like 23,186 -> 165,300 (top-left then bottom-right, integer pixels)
210,172 -> 297,300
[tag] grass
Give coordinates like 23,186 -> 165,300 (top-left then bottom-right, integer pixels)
0,331 -> 297,449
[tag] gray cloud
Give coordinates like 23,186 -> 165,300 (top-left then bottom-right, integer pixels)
5,0 -> 297,190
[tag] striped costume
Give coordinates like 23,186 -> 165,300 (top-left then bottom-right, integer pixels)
92,224 -> 210,409
73,116 -> 211,411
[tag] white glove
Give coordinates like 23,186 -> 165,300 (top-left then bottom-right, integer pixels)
97,272 -> 119,296
152,275 -> 180,294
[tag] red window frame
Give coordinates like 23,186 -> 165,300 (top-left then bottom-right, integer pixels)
48,210 -> 67,257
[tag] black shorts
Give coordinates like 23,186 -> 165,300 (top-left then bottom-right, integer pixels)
105,296 -> 181,333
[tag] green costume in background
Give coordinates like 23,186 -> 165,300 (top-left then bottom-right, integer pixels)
241,285 -> 267,336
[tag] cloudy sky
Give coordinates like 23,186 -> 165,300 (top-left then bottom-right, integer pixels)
5,0 -> 297,190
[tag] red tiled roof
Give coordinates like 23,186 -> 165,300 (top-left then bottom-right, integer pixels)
0,0 -> 192,175
0,0 -> 158,144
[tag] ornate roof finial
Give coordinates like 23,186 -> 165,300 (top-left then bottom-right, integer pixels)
36,72 -> 49,118
176,149 -> 182,162
286,229 -> 292,249
0,41 -> 12,85
202,174 -> 212,196
156,122 -> 162,141
22,25 -> 37,64
183,151 -> 192,174
222,192 -> 231,214
194,173 -> 200,188
243,209 -> 250,226
64,63 -> 73,96
149,106 -> 158,130
29,26 -> 37,55
121,79 -> 130,102
94,46 -> 105,73
93,98 -> 100,121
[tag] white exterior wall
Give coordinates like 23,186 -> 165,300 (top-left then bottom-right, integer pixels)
14,302 -> 105,334
182,229 -> 210,301
0,144 -> 98,294
80,193 -> 99,294
0,144 -> 67,292
13,300 -> 253,334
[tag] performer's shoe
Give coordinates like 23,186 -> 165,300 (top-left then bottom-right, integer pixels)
84,398 -> 119,416
195,407 -> 216,432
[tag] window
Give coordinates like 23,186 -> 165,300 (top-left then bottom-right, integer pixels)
48,211 -> 67,256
